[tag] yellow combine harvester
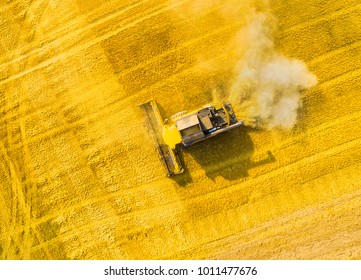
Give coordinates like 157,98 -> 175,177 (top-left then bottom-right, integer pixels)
141,99 -> 243,176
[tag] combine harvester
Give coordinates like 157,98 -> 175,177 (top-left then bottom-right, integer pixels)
141,99 -> 243,176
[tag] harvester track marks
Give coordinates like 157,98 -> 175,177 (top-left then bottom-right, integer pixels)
0,77 -> 119,124
116,20 -> 240,77
166,183 -> 361,259
12,0 -> 355,90
0,20 -> 239,125
1,0 -> 360,260
4,52 -> 358,156
317,68 -> 361,88
0,0 -> 150,66
7,0 -> 55,258
0,0 -> 139,62
2,51 -> 232,152
0,0 -> 193,85
33,151 -> 360,258
29,136 -> 361,255
308,41 -> 361,65
0,0 -> 237,91
0,0 -> 232,68
0,141 -> 33,259
281,4 -> 361,34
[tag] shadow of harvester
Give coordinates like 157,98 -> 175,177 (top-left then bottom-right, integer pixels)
172,127 -> 276,186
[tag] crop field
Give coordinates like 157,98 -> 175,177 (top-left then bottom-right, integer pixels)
0,0 -> 360,259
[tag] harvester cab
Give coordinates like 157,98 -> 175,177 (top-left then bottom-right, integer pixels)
141,99 -> 243,176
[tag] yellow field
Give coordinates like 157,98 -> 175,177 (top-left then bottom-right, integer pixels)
0,0 -> 360,259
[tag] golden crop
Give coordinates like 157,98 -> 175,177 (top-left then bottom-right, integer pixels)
0,0 -> 360,259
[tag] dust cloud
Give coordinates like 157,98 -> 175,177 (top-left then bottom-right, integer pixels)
227,12 -> 317,129
172,0 -> 317,129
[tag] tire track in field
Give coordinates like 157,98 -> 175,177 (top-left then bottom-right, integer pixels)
0,0 -> 193,85
0,0 -> 149,63
19,0 -> 54,259
0,0 -> 354,78
0,0 -> 149,65
3,7 -> 360,124
17,104 -> 33,259
166,183 -> 361,259
230,183 -> 361,259
16,81 -> 53,259
281,4 -> 361,34
7,110 -> 361,250
0,16 -> 240,125
316,68 -> 361,88
3,79 -> 360,206
308,40 -> 361,65
29,135 -> 361,253
3,1 -> 144,258
114,19 -> 239,77
1,0 -> 358,260
41,0 -> 146,42
0,0 -> 354,108
4,46 -> 360,157
170,152 -> 361,258
2,0 -> 354,87
0,147 -> 13,259
1,0 -> 358,241
1,68 -> 358,201
4,0 -> 55,259
0,0 -> 233,93
32,152 -> 361,258
1,49 -> 233,150
0,141 -> 30,259
0,0 -> 234,67
3,106 -> 20,258
0,17 -> 240,128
